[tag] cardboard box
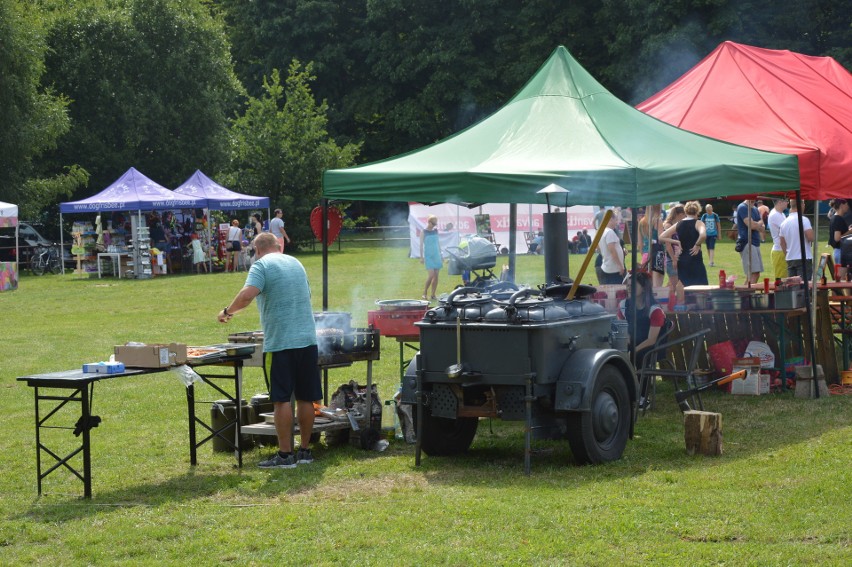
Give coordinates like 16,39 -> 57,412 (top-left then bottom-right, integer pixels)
82,361 -> 126,374
731,357 -> 768,395
114,343 -> 187,368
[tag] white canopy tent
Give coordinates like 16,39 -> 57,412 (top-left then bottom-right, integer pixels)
0,201 -> 19,291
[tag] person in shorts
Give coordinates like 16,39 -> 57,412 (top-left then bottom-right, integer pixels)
218,232 -> 320,469
700,204 -> 721,267
736,199 -> 766,284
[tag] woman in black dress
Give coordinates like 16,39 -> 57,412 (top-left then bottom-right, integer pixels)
660,200 -> 708,287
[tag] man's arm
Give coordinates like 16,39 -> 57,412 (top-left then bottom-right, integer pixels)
218,285 -> 260,323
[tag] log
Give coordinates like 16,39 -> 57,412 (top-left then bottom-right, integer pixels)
684,410 -> 723,456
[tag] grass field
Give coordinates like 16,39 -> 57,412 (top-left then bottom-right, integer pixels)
1,238 -> 850,565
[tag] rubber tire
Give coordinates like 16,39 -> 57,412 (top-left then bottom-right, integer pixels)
419,410 -> 478,456
30,253 -> 45,276
566,365 -> 631,465
48,252 -> 61,274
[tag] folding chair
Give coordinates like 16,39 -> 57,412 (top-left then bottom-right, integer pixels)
636,322 -> 710,413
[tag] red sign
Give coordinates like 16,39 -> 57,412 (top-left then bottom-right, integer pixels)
310,207 -> 343,245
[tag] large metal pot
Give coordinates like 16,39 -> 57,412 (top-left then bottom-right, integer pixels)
376,299 -> 430,311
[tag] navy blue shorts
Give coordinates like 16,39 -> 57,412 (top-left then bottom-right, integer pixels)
706,235 -> 717,250
267,345 -> 322,403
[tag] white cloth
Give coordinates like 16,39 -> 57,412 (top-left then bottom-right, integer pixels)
598,227 -> 624,273
227,225 -> 242,242
779,212 -> 813,261
767,208 -> 785,252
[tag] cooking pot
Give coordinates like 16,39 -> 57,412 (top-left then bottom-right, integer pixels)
375,299 -> 430,311
750,293 -> 770,309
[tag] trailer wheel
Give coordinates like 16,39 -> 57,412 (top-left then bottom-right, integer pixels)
566,365 -> 630,464
419,411 -> 478,456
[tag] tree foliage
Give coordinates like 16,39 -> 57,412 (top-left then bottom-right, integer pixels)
0,0 -> 85,214
42,0 -> 243,194
218,0 -> 852,167
222,61 -> 360,245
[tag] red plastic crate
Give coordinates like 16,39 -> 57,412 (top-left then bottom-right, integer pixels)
367,309 -> 426,338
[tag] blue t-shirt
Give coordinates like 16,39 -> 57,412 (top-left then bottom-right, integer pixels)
700,213 -> 720,237
736,202 -> 762,246
245,253 -> 316,352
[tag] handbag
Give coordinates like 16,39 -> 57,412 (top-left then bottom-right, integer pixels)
735,238 -> 746,253
225,241 -> 233,251
651,242 -> 666,273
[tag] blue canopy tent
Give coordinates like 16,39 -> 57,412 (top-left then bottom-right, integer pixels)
174,170 -> 270,272
59,167 -> 205,275
174,170 -> 270,212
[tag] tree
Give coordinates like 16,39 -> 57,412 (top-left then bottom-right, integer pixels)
223,61 -> 360,245
42,0 -> 243,194
0,0 -> 86,217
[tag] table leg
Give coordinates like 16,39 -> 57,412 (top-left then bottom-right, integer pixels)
399,340 -> 405,386
777,313 -> 786,391
82,384 -> 92,498
843,301 -> 849,370
34,387 -> 42,496
235,364 -> 243,468
187,383 -> 197,466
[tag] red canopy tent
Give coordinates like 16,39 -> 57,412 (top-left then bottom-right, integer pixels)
636,41 -> 852,200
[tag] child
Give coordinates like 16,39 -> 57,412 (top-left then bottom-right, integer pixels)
189,234 -> 207,273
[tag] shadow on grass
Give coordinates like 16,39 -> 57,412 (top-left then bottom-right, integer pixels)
12,438 -> 405,524
405,379 -> 851,488
15,380 -> 850,520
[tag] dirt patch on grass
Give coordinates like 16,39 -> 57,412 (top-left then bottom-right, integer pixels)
287,472 -> 428,502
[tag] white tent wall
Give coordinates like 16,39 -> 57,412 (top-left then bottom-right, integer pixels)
407,203 -> 597,258
0,201 -> 19,291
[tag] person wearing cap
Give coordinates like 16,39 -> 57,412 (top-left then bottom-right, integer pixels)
829,199 -> 852,279
767,198 -> 789,280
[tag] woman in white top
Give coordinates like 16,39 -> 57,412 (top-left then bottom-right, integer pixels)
226,219 -> 242,272
597,214 -> 625,284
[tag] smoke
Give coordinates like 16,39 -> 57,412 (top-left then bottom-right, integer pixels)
630,25 -> 705,105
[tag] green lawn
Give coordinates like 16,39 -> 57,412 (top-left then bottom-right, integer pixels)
0,239 -> 849,565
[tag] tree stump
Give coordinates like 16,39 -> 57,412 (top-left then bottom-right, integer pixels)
684,410 -> 723,456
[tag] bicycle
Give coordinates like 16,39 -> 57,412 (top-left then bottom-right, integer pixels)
29,245 -> 62,276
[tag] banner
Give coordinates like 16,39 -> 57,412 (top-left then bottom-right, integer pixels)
408,203 -> 597,258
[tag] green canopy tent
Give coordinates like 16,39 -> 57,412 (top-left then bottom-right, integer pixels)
322,46 -> 799,305
324,46 -> 799,208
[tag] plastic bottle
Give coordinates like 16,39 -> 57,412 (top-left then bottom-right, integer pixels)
719,269 -> 726,289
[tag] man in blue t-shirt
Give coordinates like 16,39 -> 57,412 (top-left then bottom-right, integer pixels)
736,199 -> 766,284
218,232 -> 320,469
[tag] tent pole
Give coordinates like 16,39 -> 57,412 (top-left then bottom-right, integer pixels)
206,208 -> 212,274
795,190 -> 819,398
59,212 -> 65,275
322,199 -> 329,310
629,208 -> 639,368
508,204 -> 517,282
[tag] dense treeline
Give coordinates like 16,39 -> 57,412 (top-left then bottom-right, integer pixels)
2,0 -> 850,231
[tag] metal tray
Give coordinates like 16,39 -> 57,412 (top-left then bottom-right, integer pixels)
209,343 -> 257,357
